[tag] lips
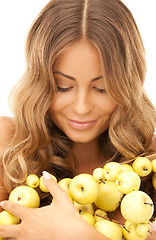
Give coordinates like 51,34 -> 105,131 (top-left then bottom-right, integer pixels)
67,119 -> 96,130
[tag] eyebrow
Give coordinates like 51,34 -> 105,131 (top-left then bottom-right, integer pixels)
53,71 -> 103,82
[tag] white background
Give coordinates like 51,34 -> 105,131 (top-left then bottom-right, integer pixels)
0,0 -> 156,116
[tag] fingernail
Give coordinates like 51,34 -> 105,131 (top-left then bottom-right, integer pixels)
0,201 -> 5,207
42,171 -> 52,179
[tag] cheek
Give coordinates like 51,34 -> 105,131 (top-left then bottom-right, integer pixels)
49,95 -> 65,113
98,98 -> 117,115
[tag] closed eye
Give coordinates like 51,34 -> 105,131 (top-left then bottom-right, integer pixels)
93,87 -> 106,93
56,86 -> 73,92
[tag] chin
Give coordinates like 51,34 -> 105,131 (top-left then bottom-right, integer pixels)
66,132 -> 98,144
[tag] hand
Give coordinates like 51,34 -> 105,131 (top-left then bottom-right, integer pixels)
0,171 -> 86,240
146,221 -> 156,240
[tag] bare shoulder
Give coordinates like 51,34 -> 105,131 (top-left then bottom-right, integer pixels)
0,116 -> 15,149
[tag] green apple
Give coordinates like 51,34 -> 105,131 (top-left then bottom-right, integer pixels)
94,209 -> 107,222
121,190 -> 154,224
94,181 -> 123,212
132,157 -> 152,177
74,202 -> 94,215
95,219 -> 122,240
9,185 -> 40,208
135,222 -> 150,237
80,211 -> 95,226
152,173 -> 156,190
26,174 -> 40,188
0,210 -> 20,225
93,168 -> 105,183
103,162 -> 123,181
152,159 -> 156,172
122,220 -> 150,240
121,164 -> 133,172
122,220 -> 132,240
58,178 -> 72,195
116,171 -> 141,194
69,174 -> 99,205
39,174 -> 57,192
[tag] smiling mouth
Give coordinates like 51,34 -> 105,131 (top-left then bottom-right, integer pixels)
67,119 -> 96,130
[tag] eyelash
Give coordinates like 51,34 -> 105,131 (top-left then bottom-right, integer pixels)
93,87 -> 106,93
56,86 -> 106,93
56,86 -> 72,92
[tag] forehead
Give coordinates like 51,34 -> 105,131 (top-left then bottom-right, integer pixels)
53,39 -> 103,77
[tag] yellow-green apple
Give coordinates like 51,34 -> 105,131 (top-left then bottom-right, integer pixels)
80,211 -> 95,226
69,174 -> 99,205
74,202 -> 94,215
121,164 -> 133,172
152,173 -> 156,190
95,219 -> 122,240
9,185 -> 40,208
0,210 -> 20,225
93,168 -> 105,183
103,162 -> 123,181
152,159 -> 156,172
135,222 -> 150,237
94,181 -> 123,212
122,220 -> 132,240
132,157 -> 152,177
94,209 -> 107,222
58,178 -> 72,195
122,220 -> 150,240
116,171 -> 141,194
39,174 -> 57,192
26,174 -> 40,188
121,190 -> 154,224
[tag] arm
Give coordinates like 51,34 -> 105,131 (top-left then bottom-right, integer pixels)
0,172 -> 110,240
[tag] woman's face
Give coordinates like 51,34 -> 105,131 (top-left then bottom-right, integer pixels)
49,39 -> 117,143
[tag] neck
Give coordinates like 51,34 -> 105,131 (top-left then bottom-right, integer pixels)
72,140 -> 106,174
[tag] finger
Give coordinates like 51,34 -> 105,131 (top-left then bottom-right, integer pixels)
42,171 -> 70,203
0,200 -> 29,220
0,224 -> 20,238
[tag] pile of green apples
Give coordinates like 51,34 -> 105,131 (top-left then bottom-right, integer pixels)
0,157 -> 156,240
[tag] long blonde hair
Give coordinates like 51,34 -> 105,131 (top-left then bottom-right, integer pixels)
2,0 -> 156,192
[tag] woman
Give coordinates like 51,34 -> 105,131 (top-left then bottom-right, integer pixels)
0,0 -> 156,239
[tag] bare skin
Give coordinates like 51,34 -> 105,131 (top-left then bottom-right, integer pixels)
0,38 -> 156,239
0,117 -> 156,239
0,172 -> 110,240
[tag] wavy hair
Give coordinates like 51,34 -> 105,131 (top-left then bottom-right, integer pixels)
2,0 -> 156,193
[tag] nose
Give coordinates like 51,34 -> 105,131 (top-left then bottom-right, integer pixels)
72,89 -> 92,115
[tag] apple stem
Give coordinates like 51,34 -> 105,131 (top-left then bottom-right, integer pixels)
99,179 -> 105,184
123,226 -> 130,233
144,203 -> 154,206
148,230 -> 153,235
95,214 -> 124,226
